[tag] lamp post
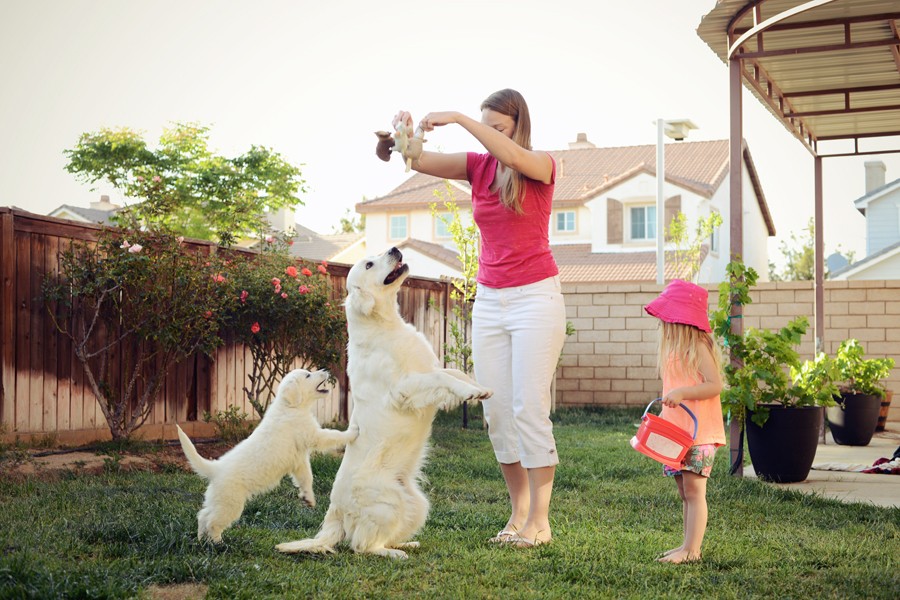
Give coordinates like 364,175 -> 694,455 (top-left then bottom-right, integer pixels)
655,118 -> 698,284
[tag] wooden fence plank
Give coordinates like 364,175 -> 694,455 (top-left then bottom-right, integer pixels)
1,212 -> 16,430
14,232 -> 31,432
42,236 -> 59,433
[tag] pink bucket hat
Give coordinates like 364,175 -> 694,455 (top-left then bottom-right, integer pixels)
644,279 -> 711,333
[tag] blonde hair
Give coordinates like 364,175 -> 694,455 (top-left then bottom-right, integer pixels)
480,88 -> 533,215
657,321 -> 723,381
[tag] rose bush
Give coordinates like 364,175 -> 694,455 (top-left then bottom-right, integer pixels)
223,234 -> 346,416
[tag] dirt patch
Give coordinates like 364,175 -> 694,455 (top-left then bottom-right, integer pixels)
1,439 -> 234,481
143,583 -> 209,600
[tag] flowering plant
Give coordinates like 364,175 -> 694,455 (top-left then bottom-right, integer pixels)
224,234 -> 346,416
42,222 -> 232,440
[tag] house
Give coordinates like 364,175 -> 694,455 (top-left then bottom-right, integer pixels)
356,135 -> 775,283
48,195 -> 120,224
262,207 -> 365,263
831,161 -> 900,280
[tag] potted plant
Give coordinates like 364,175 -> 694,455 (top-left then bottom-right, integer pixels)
711,261 -> 839,483
827,339 -> 895,446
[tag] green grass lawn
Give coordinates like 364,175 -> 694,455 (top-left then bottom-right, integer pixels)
1,407 -> 898,599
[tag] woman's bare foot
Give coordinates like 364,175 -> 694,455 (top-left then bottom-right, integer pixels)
657,549 -> 701,564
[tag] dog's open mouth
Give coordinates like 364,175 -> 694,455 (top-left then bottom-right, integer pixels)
316,379 -> 330,394
383,261 -> 409,285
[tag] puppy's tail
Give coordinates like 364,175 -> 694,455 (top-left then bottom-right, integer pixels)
176,425 -> 216,479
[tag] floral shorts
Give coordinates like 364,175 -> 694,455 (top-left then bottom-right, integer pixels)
663,444 -> 718,478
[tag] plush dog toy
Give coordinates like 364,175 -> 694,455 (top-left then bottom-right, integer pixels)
375,123 -> 425,172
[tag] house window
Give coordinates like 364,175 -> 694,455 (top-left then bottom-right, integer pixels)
630,205 -> 656,241
434,213 -> 451,239
710,212 -> 720,253
389,215 -> 407,240
555,211 -> 576,233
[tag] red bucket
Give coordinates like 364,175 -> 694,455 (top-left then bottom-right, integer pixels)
630,398 -> 697,470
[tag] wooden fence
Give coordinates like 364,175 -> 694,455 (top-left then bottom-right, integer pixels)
0,208 -> 456,444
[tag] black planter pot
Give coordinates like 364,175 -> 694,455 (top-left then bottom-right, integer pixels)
746,405 -> 823,483
826,393 -> 881,446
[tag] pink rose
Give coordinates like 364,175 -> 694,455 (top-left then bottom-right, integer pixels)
240,290 -> 248,303
120,240 -> 131,249
128,244 -> 143,254
281,292 -> 288,299
301,267 -> 313,277
271,277 -> 281,286
285,266 -> 298,278
251,322 -> 260,334
298,285 -> 309,294
317,264 -> 327,274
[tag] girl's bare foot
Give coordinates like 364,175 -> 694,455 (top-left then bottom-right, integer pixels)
657,545 -> 684,559
657,549 -> 701,564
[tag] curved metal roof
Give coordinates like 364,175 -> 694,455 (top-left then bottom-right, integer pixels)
698,0 -> 900,157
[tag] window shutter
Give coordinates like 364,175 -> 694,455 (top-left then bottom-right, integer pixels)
607,199 -> 622,244
664,195 -> 681,242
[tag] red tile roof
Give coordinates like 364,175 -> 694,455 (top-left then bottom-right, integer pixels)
358,138 -> 755,211
552,244 -> 710,283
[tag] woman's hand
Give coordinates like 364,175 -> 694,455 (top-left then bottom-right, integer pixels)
392,111 -> 414,136
419,111 -> 459,133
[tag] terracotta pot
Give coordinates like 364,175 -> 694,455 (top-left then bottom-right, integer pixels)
876,390 -> 892,432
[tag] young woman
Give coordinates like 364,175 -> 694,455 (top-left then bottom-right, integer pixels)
388,89 -> 565,547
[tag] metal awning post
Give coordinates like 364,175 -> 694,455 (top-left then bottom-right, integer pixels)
729,55 -> 744,477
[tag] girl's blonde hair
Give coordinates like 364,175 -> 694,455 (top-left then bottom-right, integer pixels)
480,88 -> 533,215
657,321 -> 723,381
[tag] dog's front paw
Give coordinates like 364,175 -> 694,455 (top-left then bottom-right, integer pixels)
299,490 -> 316,508
390,391 -> 411,410
347,424 -> 360,442
466,387 -> 493,402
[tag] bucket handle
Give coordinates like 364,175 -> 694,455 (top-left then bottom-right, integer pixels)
644,398 -> 698,440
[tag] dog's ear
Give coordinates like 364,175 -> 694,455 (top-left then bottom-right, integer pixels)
346,286 -> 375,316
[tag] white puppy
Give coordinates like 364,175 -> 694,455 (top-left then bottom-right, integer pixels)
276,247 -> 492,559
177,368 -> 358,543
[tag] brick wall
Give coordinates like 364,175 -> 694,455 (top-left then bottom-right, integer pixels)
557,280 -> 900,426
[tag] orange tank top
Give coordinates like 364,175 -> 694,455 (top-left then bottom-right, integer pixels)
660,357 -> 726,447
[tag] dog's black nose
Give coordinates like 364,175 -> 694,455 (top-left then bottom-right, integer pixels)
388,247 -> 403,261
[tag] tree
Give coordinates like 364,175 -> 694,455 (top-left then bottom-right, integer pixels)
43,222 -> 233,440
64,122 -> 306,247
333,207 -> 365,234
430,183 -> 479,427
666,211 -> 723,282
768,217 -> 856,281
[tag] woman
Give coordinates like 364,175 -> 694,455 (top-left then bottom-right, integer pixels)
390,89 -> 566,547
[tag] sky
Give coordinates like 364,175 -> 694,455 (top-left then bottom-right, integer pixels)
2,0 -> 899,268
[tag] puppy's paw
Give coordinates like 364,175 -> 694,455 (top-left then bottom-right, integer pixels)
347,424 -> 360,442
299,490 -> 316,508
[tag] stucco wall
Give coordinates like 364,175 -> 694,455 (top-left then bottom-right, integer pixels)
556,279 -> 900,425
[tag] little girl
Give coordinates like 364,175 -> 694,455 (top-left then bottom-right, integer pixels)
644,279 -> 725,564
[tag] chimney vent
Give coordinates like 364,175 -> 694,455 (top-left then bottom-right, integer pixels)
568,132 -> 596,149
864,161 -> 886,194
90,194 -> 120,211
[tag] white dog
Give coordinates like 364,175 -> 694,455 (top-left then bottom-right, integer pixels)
276,247 -> 492,559
177,368 -> 358,543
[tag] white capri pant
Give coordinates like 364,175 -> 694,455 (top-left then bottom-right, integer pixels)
472,275 -> 566,468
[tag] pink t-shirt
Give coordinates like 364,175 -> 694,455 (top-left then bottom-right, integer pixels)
466,152 -> 558,288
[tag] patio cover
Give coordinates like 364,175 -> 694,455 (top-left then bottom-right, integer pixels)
697,0 -> 900,475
